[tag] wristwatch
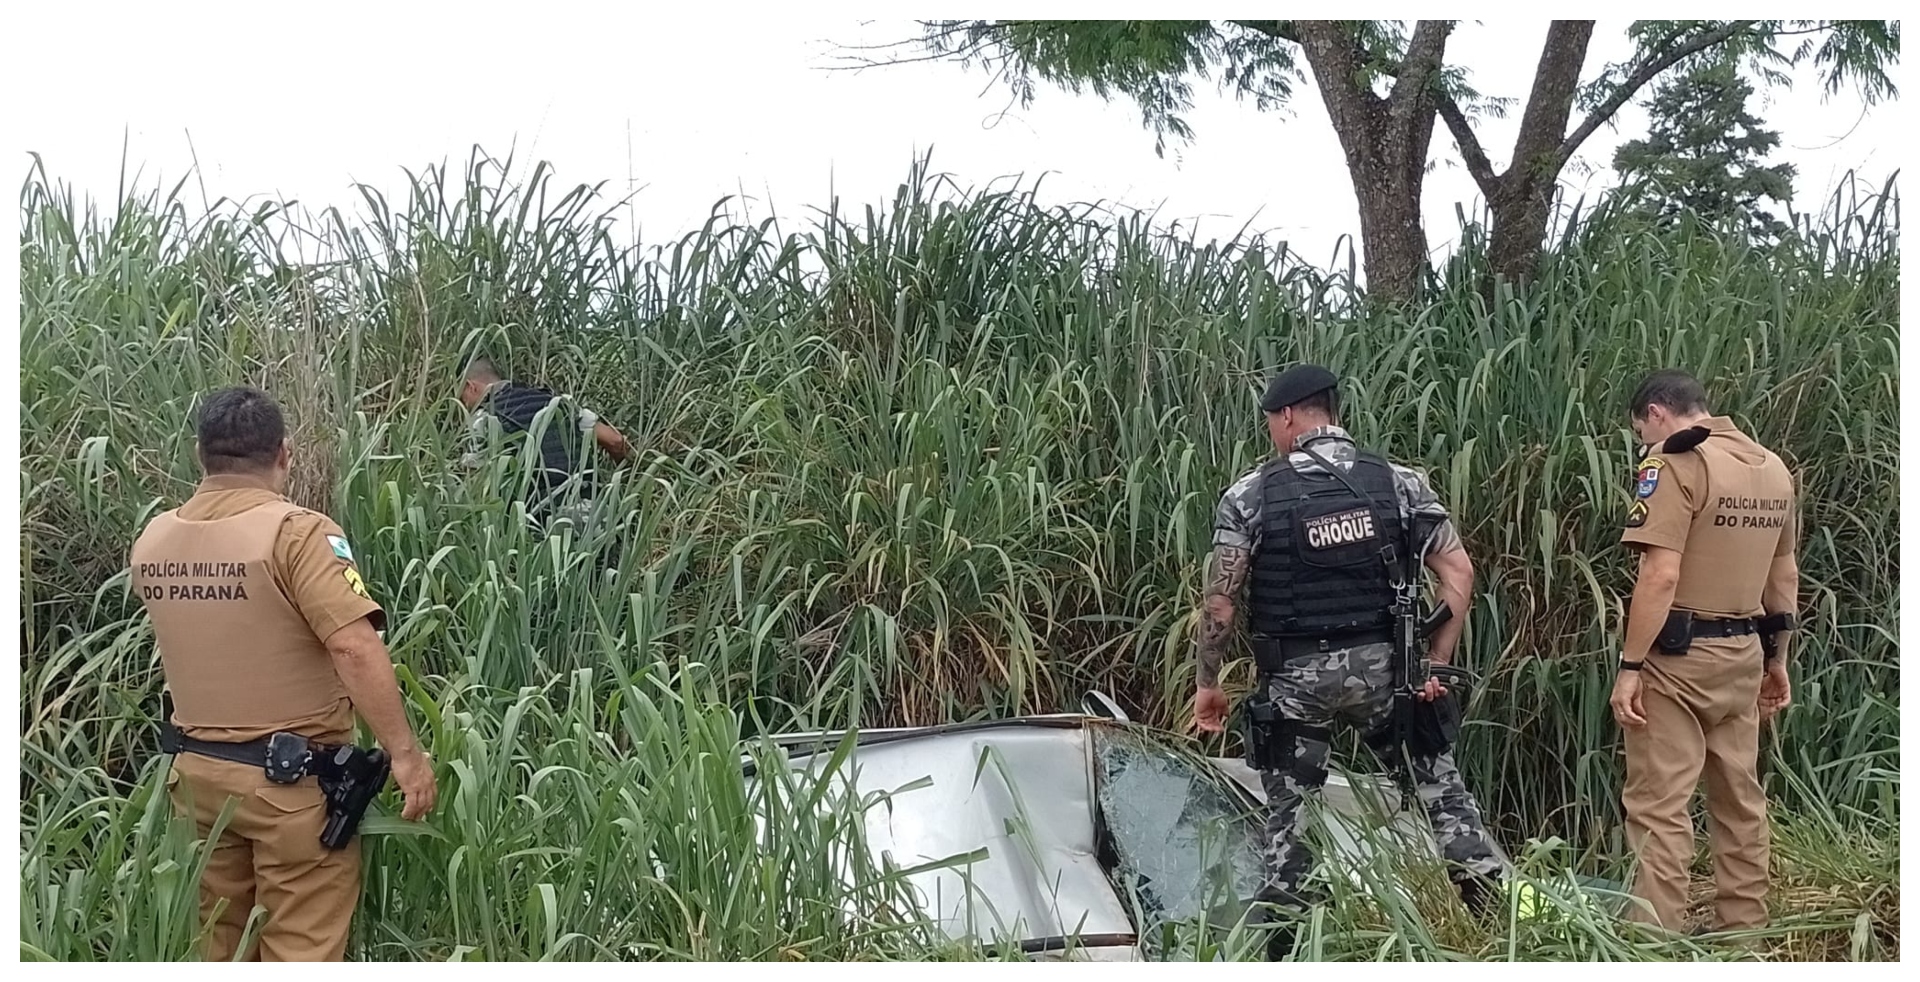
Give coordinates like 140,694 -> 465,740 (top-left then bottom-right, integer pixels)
1618,658 -> 1644,672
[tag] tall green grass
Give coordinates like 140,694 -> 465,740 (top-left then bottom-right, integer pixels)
17,147 -> 1898,960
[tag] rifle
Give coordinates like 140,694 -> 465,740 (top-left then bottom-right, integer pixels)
1377,516 -> 1465,788
1286,445 -> 1472,777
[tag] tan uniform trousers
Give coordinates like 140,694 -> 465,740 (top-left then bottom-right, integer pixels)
1621,634 -> 1769,933
167,753 -> 362,961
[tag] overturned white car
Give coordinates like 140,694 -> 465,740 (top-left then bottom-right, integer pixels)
744,692 -> 1517,960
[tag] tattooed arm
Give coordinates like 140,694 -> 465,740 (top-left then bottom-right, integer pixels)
1198,469 -> 1262,689
1196,544 -> 1251,688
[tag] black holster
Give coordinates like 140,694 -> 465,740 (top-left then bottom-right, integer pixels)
1406,692 -> 1462,757
1243,685 -> 1281,771
1758,612 -> 1795,662
316,745 -> 393,850
1655,610 -> 1694,655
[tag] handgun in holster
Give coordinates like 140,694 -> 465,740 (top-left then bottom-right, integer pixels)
155,690 -> 390,850
1758,612 -> 1796,663
312,744 -> 393,850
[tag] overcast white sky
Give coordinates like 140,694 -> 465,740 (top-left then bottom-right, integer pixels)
6,6 -> 1900,277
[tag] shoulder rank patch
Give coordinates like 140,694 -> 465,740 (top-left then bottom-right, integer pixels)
343,566 -> 372,600
1634,457 -> 1664,499
326,535 -> 355,563
1626,499 -> 1649,528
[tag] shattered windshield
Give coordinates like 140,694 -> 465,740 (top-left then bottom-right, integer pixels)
1089,724 -> 1267,933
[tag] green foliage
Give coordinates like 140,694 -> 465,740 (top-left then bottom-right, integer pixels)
1612,58 -> 1799,240
907,20 -> 1510,158
880,20 -> 1899,299
904,20 -> 1896,162
17,147 -> 1899,959
1606,20 -> 1901,104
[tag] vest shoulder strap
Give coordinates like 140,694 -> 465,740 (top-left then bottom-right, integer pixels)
1349,449 -> 1394,480
1260,455 -> 1302,494
1266,446 -> 1398,498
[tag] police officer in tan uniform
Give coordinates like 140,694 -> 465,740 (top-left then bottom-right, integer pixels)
1611,369 -> 1799,935
129,386 -> 437,961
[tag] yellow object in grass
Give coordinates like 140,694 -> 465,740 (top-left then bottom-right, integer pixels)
1506,879 -> 1554,920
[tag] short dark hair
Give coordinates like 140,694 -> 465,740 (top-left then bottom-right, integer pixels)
195,386 -> 286,473
1289,387 -> 1339,420
1629,369 -> 1710,419
464,356 -> 503,383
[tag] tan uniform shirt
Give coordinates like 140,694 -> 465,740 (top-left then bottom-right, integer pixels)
129,475 -> 384,746
1619,416 -> 1797,617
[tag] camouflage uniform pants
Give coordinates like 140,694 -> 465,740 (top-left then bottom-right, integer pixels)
1255,641 -> 1502,908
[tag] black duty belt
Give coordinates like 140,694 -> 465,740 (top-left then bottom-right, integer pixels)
1690,617 -> 1758,638
159,722 -> 343,783
1251,627 -> 1396,670
155,715 -> 393,850
1654,610 -> 1760,656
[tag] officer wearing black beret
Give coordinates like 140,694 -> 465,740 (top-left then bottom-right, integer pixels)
1194,363 -> 1509,956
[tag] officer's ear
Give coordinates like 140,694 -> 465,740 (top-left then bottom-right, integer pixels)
276,438 -> 291,469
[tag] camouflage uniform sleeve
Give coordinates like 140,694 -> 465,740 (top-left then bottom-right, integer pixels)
1211,468 -> 1263,552
1390,462 -> 1463,556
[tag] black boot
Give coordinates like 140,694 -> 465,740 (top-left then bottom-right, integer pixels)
1455,872 -> 1503,919
1264,921 -> 1297,961
1245,884 -> 1320,961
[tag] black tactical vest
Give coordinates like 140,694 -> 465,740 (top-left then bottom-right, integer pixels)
481,383 -> 594,499
1245,449 -> 1404,638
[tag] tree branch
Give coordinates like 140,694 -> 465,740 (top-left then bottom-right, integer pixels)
1387,20 -> 1455,142
1506,21 -> 1597,186
1382,21 -> 1451,150
1435,93 -> 1501,195
1296,20 -> 1386,144
1560,20 -> 1758,160
1228,20 -> 1302,45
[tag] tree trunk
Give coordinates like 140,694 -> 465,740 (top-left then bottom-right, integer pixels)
1480,21 -> 1594,288
1296,20 -> 1452,306
1486,175 -> 1562,288
1349,155 -> 1430,304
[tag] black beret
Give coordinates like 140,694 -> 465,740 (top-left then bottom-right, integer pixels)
1260,364 -> 1338,413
